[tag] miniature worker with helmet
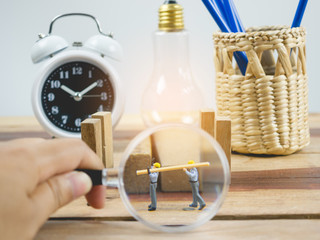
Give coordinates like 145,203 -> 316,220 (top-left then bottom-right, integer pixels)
183,160 -> 206,210
148,162 -> 161,211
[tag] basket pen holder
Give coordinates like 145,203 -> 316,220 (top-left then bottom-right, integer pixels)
214,26 -> 310,155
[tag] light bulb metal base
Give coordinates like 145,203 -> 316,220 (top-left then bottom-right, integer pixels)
158,1 -> 184,31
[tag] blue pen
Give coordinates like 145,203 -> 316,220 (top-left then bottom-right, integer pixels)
222,0 -> 239,32
229,0 -> 245,32
291,0 -> 308,27
202,0 -> 248,75
211,0 -> 229,26
202,0 -> 230,32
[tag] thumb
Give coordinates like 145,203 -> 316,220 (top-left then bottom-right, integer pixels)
31,171 -> 92,225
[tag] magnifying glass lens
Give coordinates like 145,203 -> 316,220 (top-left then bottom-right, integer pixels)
119,124 -> 230,232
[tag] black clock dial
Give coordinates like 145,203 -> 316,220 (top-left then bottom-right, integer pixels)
41,61 -> 115,133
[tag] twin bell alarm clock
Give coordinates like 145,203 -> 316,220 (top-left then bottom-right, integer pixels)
31,13 -> 124,138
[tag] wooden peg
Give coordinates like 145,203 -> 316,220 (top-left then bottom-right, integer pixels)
92,112 -> 113,168
200,109 -> 215,138
215,117 -> 231,169
81,118 -> 102,161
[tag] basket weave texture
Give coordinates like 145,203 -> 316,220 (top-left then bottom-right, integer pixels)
214,26 -> 310,155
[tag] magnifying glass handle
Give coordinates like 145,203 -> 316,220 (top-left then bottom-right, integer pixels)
75,169 -> 104,185
75,168 -> 119,187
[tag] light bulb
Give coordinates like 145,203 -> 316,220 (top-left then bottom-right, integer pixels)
141,0 -> 205,127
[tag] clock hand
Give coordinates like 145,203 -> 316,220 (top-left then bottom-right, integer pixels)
61,85 -> 77,97
79,82 -> 98,96
82,95 -> 101,97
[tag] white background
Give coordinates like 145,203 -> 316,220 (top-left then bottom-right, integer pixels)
0,0 -> 319,117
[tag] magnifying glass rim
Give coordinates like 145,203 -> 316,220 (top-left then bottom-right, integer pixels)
118,123 -> 230,232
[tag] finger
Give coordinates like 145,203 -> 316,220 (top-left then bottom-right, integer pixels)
0,138 -> 49,194
85,185 -> 106,209
0,138 -> 45,168
30,171 -> 92,226
32,138 -> 104,183
0,138 -> 45,147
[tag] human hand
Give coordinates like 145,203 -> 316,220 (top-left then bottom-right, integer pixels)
0,138 -> 106,240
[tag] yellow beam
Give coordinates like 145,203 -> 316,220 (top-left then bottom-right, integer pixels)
136,162 -> 210,176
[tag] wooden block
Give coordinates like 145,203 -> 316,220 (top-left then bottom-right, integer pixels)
123,137 -> 152,194
215,117 -> 231,169
92,112 -> 113,168
151,128 -> 201,192
200,109 -> 222,183
200,109 -> 215,138
81,119 -> 102,161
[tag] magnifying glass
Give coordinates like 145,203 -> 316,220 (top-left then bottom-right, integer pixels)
78,123 -> 230,232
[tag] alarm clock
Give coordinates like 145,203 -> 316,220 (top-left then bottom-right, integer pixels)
31,13 -> 124,138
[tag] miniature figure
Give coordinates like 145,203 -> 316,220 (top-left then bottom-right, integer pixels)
148,162 -> 161,211
183,160 -> 206,210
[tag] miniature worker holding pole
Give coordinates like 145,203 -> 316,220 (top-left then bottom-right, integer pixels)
148,162 -> 161,211
183,160 -> 206,210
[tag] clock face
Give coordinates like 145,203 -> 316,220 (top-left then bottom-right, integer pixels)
41,61 -> 115,133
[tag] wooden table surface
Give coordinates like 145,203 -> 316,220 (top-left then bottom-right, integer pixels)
1,114 -> 320,239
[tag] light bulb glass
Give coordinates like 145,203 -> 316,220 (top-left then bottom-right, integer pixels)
141,30 -> 205,127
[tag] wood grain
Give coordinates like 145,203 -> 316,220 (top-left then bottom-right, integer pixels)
230,167 -> 320,190
35,220 -> 320,240
51,186 -> 320,220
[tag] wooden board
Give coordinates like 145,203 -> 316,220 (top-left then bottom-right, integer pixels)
35,220 -> 320,240
1,114 -> 320,239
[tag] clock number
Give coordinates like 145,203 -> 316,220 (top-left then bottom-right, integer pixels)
50,80 -> 61,89
48,93 -> 55,102
97,104 -> 104,112
96,79 -> 103,87
60,71 -> 69,79
75,118 -> 81,127
88,70 -> 92,78
51,106 -> 59,115
72,67 -> 82,75
101,92 -> 108,101
61,115 -> 68,124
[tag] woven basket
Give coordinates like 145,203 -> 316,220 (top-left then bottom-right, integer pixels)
214,26 -> 310,155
